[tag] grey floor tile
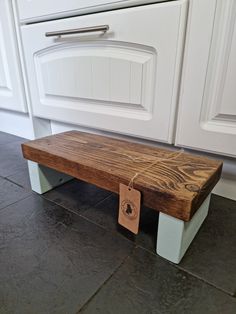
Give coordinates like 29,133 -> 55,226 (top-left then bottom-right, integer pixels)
0,141 -> 27,177
80,193 -> 158,251
0,131 -> 26,146
43,179 -> 112,213
0,176 -> 31,211
178,194 -> 236,296
80,247 -> 236,314
0,194 -> 133,314
7,167 -> 31,190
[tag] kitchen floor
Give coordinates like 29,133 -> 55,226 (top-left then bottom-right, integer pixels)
0,131 -> 236,314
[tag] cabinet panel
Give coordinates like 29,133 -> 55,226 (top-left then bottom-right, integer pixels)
0,1 -> 27,113
17,0 -> 170,22
35,43 -> 154,117
22,1 -> 187,142
176,0 -> 236,157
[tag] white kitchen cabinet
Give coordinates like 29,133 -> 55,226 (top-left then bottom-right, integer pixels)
176,0 -> 236,157
21,0 -> 187,143
0,0 -> 27,112
17,0 -> 171,23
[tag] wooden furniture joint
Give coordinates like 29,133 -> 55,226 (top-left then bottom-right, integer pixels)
22,131 -> 222,263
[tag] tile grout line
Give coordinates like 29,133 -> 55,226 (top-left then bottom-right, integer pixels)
77,214 -> 136,246
0,164 -> 28,181
3,176 -> 27,189
4,165 -> 29,179
0,193 -> 33,213
40,193 -> 135,247
136,244 -> 236,298
77,246 -> 137,313
92,192 -> 114,207
176,264 -> 236,298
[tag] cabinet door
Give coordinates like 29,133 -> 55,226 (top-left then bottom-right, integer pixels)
176,0 -> 236,157
21,1 -> 187,143
0,0 -> 27,112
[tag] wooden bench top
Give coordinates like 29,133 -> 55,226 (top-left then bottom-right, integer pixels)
22,131 -> 222,221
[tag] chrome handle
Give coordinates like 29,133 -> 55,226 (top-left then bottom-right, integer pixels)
45,25 -> 109,37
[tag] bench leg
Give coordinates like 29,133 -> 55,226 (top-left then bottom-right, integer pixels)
156,194 -> 211,264
28,161 -> 72,194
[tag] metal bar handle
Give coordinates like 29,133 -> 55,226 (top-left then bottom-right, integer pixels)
45,25 -> 109,37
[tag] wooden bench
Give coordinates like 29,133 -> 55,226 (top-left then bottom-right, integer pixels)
22,131 -> 222,263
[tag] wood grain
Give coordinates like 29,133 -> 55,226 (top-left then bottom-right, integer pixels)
21,131 -> 222,221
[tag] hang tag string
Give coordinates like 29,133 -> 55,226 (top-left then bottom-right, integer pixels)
128,149 -> 185,189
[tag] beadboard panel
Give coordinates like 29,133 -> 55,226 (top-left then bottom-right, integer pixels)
35,43 -> 155,116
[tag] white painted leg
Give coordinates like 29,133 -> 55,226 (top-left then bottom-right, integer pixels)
28,161 -> 72,194
156,194 -> 211,264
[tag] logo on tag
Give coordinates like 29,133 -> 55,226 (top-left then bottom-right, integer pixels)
121,200 -> 138,220
118,184 -> 141,234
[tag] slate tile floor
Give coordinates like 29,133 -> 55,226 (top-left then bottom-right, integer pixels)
0,131 -> 236,314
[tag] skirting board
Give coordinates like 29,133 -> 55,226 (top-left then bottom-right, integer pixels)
0,109 -> 33,139
213,176 -> 236,202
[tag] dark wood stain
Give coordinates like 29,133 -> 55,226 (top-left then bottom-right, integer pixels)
21,131 -> 223,221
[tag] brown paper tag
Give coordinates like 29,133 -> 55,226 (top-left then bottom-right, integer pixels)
118,183 -> 141,234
